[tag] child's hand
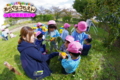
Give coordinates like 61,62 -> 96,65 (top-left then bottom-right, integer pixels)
88,34 -> 91,38
60,52 -> 67,59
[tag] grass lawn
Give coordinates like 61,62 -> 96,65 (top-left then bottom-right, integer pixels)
0,23 -> 119,80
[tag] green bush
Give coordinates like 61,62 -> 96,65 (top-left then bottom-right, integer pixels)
62,16 -> 72,23
33,14 -> 54,22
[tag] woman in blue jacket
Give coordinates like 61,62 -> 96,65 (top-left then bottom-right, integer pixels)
17,26 -> 59,80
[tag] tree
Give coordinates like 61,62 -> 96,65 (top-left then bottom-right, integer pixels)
73,0 -> 120,48
50,6 -> 62,21
4,18 -> 20,26
44,9 -> 52,14
38,6 -> 45,15
73,0 -> 88,20
61,8 -> 81,23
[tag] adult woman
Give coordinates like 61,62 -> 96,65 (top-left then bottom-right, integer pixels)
17,26 -> 59,80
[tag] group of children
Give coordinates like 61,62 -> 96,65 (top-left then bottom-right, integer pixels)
1,27 -> 16,40
34,20 -> 92,74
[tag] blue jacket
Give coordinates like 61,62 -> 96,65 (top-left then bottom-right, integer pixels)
36,28 -> 46,35
60,29 -> 69,41
71,30 -> 88,45
17,41 -> 59,79
35,39 -> 46,53
61,54 -> 81,73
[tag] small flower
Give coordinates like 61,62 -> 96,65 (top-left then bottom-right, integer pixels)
59,29 -> 63,33
50,37 -> 55,41
61,52 -> 67,57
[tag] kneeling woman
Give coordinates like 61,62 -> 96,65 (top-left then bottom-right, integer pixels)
17,26 -> 59,80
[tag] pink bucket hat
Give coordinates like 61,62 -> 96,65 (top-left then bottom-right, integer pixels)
65,35 -> 74,43
74,24 -> 78,27
64,23 -> 70,29
67,41 -> 83,53
37,22 -> 42,27
36,31 -> 41,37
78,21 -> 87,32
48,20 -> 56,25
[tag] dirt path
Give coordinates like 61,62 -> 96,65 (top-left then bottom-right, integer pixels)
10,23 -> 36,32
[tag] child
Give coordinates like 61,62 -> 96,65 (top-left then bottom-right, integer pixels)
61,23 -> 70,41
60,41 -> 82,74
71,21 -> 91,45
35,31 -> 46,54
9,32 -> 16,38
74,24 -> 78,28
1,29 -> 8,40
45,20 -> 60,51
60,35 -> 74,53
5,27 -> 10,34
81,38 -> 92,56
71,24 -> 78,33
36,22 -> 46,35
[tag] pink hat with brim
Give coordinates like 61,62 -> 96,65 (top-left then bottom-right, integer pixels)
48,20 -> 56,25
67,41 -> 83,54
36,31 -> 41,37
78,21 -> 87,32
64,23 -> 70,29
74,24 -> 78,27
65,35 -> 74,43
37,22 -> 42,27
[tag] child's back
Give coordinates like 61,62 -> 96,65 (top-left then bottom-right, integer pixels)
61,29 -> 69,41
61,41 -> 82,74
72,31 -> 88,45
71,21 -> 90,45
61,54 -> 81,73
61,23 -> 70,41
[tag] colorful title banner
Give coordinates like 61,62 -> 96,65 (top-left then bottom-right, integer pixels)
3,2 -> 37,18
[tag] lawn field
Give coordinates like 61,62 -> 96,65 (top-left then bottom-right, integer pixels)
0,23 -> 119,80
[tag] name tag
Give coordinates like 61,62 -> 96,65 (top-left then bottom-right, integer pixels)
33,70 -> 43,76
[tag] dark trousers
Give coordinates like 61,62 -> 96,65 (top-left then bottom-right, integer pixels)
3,36 -> 8,40
5,36 -> 8,40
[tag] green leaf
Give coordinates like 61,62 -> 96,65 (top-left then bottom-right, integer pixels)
71,28 -> 75,33
42,41 -> 46,44
46,35 -> 51,40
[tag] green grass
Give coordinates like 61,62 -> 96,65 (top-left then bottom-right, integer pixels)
0,23 -> 119,80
